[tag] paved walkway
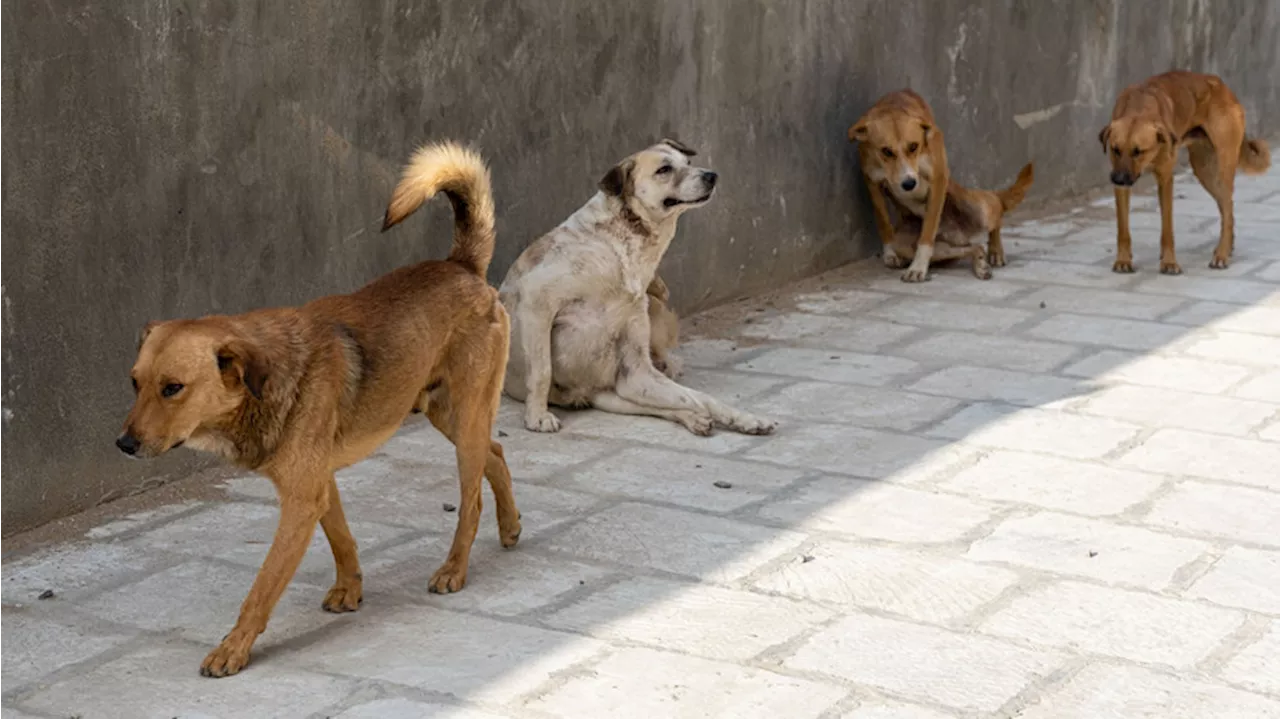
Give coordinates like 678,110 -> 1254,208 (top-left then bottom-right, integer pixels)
5,167 -> 1280,719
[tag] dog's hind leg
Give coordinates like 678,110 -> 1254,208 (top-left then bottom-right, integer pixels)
929,238 -> 992,280
426,395 -> 522,552
1189,131 -> 1239,269
428,326 -> 520,593
319,475 -> 363,613
426,396 -> 521,550
612,315 -> 776,436
591,390 -> 713,435
427,397 -> 488,594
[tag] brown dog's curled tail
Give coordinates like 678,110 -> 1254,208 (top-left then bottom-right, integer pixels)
997,162 -> 1035,212
381,142 -> 496,277
1240,136 -> 1272,175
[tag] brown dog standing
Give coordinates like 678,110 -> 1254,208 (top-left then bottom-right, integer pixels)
850,90 -> 1034,282
1100,71 -> 1272,274
117,142 -> 521,677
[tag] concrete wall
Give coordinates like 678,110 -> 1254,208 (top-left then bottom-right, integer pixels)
3,0 -> 1278,534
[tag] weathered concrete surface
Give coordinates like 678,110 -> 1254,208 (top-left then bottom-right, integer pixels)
3,168 -> 1280,717
3,1 -> 1279,530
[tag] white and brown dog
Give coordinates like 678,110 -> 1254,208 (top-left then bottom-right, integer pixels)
499,139 -> 777,436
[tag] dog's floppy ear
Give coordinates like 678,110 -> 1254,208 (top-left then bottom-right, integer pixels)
1098,124 -> 1113,154
216,339 -> 268,400
660,138 -> 697,157
847,121 -> 870,143
136,320 -> 162,350
1155,123 -> 1177,148
599,158 -> 636,198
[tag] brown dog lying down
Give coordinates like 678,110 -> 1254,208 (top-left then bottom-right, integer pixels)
646,274 -> 681,378
116,142 -> 521,677
849,89 -> 1034,282
1100,70 -> 1272,274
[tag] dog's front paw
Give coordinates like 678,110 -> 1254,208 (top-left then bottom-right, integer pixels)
524,410 -> 561,433
428,561 -> 467,594
322,577 -> 363,613
988,248 -> 1006,267
200,632 -> 254,678
883,250 -> 907,269
732,414 -> 778,436
676,411 -> 715,436
1161,259 -> 1185,275
1209,253 -> 1230,270
1112,258 -> 1135,273
900,266 -> 931,283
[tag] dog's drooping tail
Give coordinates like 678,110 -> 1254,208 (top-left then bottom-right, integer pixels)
382,142 -> 497,277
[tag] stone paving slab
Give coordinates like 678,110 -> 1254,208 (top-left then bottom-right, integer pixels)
3,169 -> 1280,717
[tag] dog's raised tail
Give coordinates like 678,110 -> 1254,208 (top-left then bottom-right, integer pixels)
1240,136 -> 1272,175
997,163 -> 1035,212
381,142 -> 496,276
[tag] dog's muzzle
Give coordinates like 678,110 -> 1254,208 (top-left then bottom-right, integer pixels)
1110,170 -> 1136,187
116,433 -> 141,456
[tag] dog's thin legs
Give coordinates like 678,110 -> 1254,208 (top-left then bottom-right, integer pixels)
318,475 -> 363,612
863,175 -> 905,269
429,327 -> 513,593
591,390 -> 713,435
429,412 -> 488,594
201,485 -> 328,677
1190,136 -> 1238,269
426,400 -> 521,549
902,140 -> 951,283
1112,186 -> 1135,273
1155,167 -> 1181,275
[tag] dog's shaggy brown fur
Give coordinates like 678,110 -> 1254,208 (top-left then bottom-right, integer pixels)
1100,70 -> 1271,274
117,142 -> 521,677
850,89 -> 1034,282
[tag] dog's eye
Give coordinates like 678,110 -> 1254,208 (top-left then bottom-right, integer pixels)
881,147 -> 895,159
1112,147 -> 1122,157
131,377 -> 139,393
161,383 -> 184,398
1131,147 -> 1142,157
906,142 -> 919,154
655,165 -> 673,175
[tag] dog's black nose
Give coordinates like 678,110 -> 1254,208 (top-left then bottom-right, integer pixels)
901,178 -> 918,191
1110,171 -> 1133,186
702,171 -> 718,188
116,433 -> 140,456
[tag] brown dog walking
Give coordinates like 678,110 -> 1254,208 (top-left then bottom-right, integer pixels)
1100,71 -> 1271,274
117,142 -> 521,677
